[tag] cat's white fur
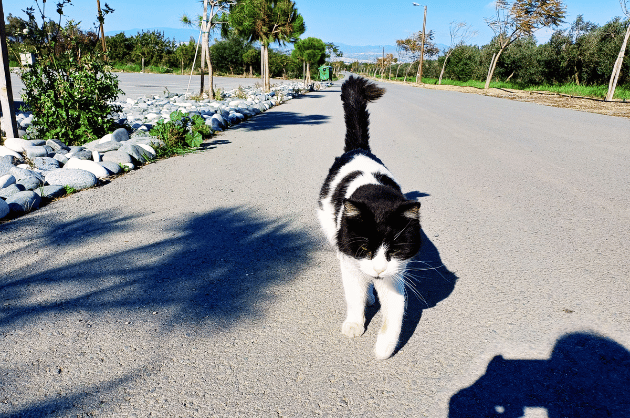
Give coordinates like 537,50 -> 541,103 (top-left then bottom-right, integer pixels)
318,153 -> 408,360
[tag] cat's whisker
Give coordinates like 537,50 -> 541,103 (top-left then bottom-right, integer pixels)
393,220 -> 413,241
395,273 -> 428,307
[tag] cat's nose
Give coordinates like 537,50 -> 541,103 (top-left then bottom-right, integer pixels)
373,263 -> 387,276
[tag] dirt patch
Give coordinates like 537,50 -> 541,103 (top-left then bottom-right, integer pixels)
377,78 -> 630,119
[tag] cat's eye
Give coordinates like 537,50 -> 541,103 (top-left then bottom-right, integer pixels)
359,245 -> 372,257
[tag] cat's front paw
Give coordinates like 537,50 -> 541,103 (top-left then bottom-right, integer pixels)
374,335 -> 397,360
342,321 -> 365,338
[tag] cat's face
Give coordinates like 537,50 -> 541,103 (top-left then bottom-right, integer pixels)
337,196 -> 421,278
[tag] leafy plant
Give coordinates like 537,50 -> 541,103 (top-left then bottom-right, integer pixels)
19,3 -> 123,146
150,110 -> 211,157
64,185 -> 77,195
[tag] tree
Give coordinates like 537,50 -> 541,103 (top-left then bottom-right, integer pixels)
293,37 -> 326,86
19,1 -> 122,145
395,30 -> 438,82
325,42 -> 343,77
95,1 -> 113,52
243,47 -> 259,76
228,0 -> 305,92
182,0 -> 234,98
210,31 -> 251,75
438,21 -> 476,84
606,0 -> 630,101
484,0 -> 565,89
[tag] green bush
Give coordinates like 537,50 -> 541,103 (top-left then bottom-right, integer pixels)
150,110 -> 211,157
19,13 -> 123,146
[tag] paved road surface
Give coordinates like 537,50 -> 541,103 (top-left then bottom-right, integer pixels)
1,75 -> 629,416
8,71 -> 299,102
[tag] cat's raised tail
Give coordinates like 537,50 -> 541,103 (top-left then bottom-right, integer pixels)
341,75 -> 385,153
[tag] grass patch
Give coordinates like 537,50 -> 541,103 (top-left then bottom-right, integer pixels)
112,63 -> 174,74
372,73 -> 630,101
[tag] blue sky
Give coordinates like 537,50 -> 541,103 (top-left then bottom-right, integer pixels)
3,0 -> 627,47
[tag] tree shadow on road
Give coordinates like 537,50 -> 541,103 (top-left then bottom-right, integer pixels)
0,206 -> 315,416
0,206 -> 315,329
449,332 -> 630,417
231,111 -> 330,132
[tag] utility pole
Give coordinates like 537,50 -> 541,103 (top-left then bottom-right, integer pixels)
0,0 -> 18,139
382,46 -> 385,78
416,5 -> 427,84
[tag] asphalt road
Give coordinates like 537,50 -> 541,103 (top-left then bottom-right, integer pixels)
1,74 -> 629,417
8,71 -> 300,102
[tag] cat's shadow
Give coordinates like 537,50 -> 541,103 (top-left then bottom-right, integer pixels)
365,193 -> 458,356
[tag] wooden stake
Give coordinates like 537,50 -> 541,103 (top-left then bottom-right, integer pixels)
0,0 -> 18,139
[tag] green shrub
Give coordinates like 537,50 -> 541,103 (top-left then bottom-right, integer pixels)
19,4 -> 122,146
150,110 -> 211,157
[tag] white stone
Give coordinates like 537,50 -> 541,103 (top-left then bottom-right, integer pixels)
98,133 -> 113,144
136,144 -> 156,159
0,198 -> 9,219
0,145 -> 22,160
45,168 -> 98,190
92,151 -> 101,162
64,157 -> 109,179
111,128 -> 129,142
3,137 -> 29,153
0,174 -> 16,188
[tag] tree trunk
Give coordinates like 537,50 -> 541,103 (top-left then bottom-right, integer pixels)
207,45 -> 214,99
262,43 -> 270,92
141,56 -> 144,73
260,47 -> 265,85
485,48 -> 504,90
395,64 -> 400,80
404,63 -> 412,83
199,40 -> 206,96
0,0 -> 18,138
606,21 -> 630,102
438,50 -> 453,85
96,0 -> 107,52
306,62 -> 311,86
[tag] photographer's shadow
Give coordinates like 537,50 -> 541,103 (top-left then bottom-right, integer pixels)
449,332 -> 630,417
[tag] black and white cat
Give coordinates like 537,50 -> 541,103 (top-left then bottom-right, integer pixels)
318,75 -> 422,360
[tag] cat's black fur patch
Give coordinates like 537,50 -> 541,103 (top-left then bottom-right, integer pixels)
337,185 -> 421,261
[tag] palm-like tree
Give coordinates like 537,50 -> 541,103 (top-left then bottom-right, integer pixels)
228,0 -> 304,92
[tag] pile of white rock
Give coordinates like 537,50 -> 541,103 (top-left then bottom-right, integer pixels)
0,81 -> 312,221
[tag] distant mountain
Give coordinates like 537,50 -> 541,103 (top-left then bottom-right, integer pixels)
333,43 -> 398,63
331,42 -> 449,63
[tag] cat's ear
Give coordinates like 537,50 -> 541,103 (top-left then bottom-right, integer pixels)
399,201 -> 421,220
343,199 -> 363,217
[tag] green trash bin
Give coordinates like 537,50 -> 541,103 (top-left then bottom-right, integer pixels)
318,65 -> 333,82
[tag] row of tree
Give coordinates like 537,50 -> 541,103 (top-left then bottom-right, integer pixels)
356,0 -> 630,100
8,0 -> 338,97
350,15 -> 630,91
